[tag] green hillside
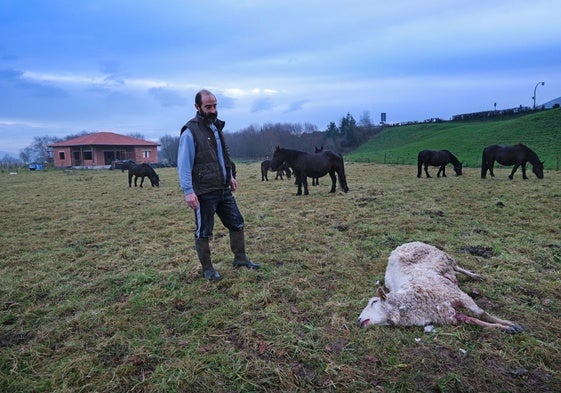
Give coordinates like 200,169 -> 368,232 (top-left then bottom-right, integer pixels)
347,108 -> 561,170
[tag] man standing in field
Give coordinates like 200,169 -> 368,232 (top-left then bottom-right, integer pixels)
177,89 -> 261,280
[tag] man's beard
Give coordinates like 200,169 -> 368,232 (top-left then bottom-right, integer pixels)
199,110 -> 218,123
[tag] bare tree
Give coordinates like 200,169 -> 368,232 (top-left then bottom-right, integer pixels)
359,111 -> 372,127
127,132 -> 146,140
20,148 -> 32,164
64,130 -> 91,141
0,154 -> 21,170
159,134 -> 179,165
26,135 -> 61,164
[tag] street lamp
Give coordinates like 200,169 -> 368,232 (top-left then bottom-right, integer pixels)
532,81 -> 545,109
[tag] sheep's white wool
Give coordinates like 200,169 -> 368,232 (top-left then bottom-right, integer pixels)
357,242 -> 523,333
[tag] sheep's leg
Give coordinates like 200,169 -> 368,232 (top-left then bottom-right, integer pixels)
455,296 -> 524,333
454,265 -> 484,280
443,272 -> 458,285
475,310 -> 523,333
455,311 -> 523,333
456,311 -> 509,329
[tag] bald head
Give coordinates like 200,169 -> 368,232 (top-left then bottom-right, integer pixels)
195,89 -> 215,107
195,89 -> 218,122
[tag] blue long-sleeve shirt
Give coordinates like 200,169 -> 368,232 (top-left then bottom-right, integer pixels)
177,123 -> 227,195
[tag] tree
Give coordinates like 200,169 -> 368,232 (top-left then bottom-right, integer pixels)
26,135 -> 61,164
339,113 -> 358,147
359,111 -> 372,127
64,130 -> 91,141
0,154 -> 21,170
325,122 -> 339,138
303,123 -> 318,133
127,132 -> 146,140
159,134 -> 180,165
20,148 -> 32,164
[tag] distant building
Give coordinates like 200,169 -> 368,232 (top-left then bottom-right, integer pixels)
543,96 -> 561,109
49,131 -> 159,168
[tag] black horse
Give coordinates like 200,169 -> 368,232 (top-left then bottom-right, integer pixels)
312,146 -> 323,185
481,144 -> 544,180
261,160 -> 291,181
124,162 -> 160,187
417,149 -> 462,178
270,146 -> 349,195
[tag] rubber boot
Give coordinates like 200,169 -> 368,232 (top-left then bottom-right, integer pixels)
230,230 -> 261,269
195,238 -> 221,281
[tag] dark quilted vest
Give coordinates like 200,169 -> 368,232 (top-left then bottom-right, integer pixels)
181,115 -> 232,195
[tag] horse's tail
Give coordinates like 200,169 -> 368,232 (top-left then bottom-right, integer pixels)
481,148 -> 488,178
417,152 -> 423,177
337,154 -> 349,193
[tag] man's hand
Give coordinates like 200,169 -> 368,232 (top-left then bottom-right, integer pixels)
230,178 -> 238,191
185,193 -> 199,210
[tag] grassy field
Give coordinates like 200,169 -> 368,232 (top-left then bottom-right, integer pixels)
1,163 -> 560,392
347,108 -> 561,170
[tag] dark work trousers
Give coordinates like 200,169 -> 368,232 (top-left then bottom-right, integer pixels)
194,189 -> 244,239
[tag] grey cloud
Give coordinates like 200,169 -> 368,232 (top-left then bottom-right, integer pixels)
216,93 -> 236,109
149,87 -> 187,108
0,68 -> 66,98
283,99 -> 310,113
251,97 -> 273,113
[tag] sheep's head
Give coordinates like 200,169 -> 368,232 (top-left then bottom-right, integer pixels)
357,288 -> 390,328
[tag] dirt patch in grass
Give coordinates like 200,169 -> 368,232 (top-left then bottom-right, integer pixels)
459,245 -> 495,258
403,345 -> 555,393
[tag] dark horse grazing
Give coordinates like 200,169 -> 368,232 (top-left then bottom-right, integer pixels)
123,162 -> 160,187
417,149 -> 462,178
270,146 -> 349,195
481,144 -> 544,180
261,160 -> 291,181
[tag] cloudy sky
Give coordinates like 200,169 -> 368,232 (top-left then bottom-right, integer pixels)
1,0 -> 560,157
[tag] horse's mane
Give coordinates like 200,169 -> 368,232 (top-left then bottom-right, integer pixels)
139,163 -> 158,175
280,147 -> 303,153
447,152 -> 461,166
524,146 -> 541,165
278,148 -> 304,160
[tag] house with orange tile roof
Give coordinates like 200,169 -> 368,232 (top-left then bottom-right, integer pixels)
49,132 -> 160,168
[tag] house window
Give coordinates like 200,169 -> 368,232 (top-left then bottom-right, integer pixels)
83,151 -> 93,160
142,150 -> 151,158
59,151 -> 65,160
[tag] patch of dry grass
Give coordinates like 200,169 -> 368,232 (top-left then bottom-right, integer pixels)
1,163 -> 560,392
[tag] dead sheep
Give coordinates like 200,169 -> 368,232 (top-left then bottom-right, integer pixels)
357,242 -> 523,333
